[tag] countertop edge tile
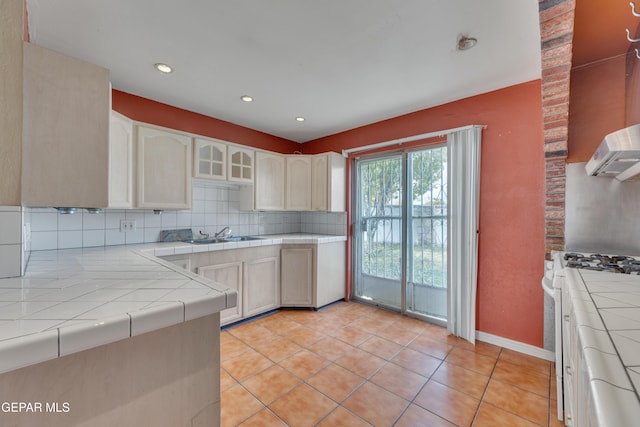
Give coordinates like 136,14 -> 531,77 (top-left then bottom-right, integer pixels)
58,313 -> 131,357
183,294 -> 227,322
173,245 -> 194,255
129,302 -> 185,337
590,380 -> 640,427
0,329 -> 59,374
154,247 -> 175,257
582,347 -> 634,390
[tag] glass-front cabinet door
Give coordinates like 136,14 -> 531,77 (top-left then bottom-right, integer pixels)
228,146 -> 254,183
194,138 -> 226,180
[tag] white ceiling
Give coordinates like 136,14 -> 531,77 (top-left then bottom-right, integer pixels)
26,0 -> 542,143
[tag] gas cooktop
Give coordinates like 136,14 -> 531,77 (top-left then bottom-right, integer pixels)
564,253 -> 640,274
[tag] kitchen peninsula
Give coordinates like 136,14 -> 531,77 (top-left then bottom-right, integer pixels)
0,244 -> 235,427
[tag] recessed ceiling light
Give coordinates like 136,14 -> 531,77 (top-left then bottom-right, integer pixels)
154,63 -> 173,73
240,95 -> 254,102
456,35 -> 477,51
295,117 -> 305,122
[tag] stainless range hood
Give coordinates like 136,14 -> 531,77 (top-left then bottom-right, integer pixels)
585,124 -> 640,181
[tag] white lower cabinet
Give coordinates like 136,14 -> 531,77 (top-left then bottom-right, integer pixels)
243,257 -> 280,317
167,241 -> 344,325
561,271 -> 598,427
280,242 -> 345,308
198,262 -> 243,325
281,247 -> 314,306
316,241 -> 346,307
188,247 -> 279,326
562,280 -> 577,427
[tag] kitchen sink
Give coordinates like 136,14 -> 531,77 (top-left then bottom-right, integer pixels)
223,236 -> 263,242
182,238 -> 223,244
182,236 -> 263,244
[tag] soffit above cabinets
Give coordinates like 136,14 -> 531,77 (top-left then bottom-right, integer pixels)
26,0 -> 542,143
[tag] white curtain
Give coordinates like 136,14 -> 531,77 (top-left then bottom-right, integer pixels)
447,126 -> 482,344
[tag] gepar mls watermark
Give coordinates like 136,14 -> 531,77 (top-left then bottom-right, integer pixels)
1,401 -> 70,413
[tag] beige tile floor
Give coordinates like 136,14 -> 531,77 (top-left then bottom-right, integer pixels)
220,301 -> 563,427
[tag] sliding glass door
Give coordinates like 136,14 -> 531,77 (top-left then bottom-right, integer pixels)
354,146 -> 448,322
406,148 -> 447,320
355,154 -> 404,310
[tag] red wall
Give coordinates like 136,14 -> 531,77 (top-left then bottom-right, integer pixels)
568,56 -> 626,163
304,81 -> 546,347
111,90 -> 300,154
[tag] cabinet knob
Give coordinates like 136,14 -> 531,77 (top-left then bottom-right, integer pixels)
563,314 -> 570,322
566,366 -> 573,375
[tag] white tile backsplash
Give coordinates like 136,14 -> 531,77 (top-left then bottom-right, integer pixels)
83,229 -> 105,247
58,230 -> 83,249
30,212 -> 57,232
105,229 -> 126,246
0,245 -> 22,278
0,211 -> 21,245
0,207 -> 26,279
23,181 -> 345,253
31,231 -> 58,251
58,212 -> 83,231
82,211 -> 106,229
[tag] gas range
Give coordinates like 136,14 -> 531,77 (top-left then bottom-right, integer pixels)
563,252 -> 640,274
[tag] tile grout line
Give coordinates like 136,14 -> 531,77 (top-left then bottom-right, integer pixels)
469,346 -> 502,426
222,303 -> 555,426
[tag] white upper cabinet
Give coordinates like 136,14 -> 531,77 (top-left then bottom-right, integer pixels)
136,125 -> 192,209
22,42 -> 111,208
311,155 -> 328,211
312,152 -> 346,212
108,111 -> 134,208
285,156 -> 312,211
194,138 -> 226,180
241,151 -> 345,212
228,146 -> 254,183
254,151 -> 285,210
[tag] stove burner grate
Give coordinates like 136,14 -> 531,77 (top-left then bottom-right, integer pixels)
564,253 -> 640,274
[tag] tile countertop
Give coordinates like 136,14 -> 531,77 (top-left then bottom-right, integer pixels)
149,233 -> 347,257
566,268 -> 640,426
0,234 -> 346,375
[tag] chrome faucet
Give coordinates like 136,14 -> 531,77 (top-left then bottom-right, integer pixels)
214,226 -> 231,239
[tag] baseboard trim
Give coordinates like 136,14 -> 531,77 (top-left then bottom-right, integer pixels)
476,331 -> 555,362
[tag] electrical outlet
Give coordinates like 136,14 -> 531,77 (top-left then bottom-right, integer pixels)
120,220 -> 137,232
